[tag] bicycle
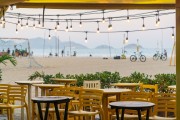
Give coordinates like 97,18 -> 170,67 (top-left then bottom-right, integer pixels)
130,52 -> 146,62
153,51 -> 167,61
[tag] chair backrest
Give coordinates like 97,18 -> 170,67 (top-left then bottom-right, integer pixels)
153,93 -> 176,118
140,84 -> 158,93
83,80 -> 101,89
8,85 -> 27,104
79,88 -> 103,111
120,91 -> 152,102
0,84 -> 9,104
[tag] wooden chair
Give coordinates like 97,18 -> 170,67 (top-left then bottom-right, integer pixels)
0,84 -> 29,120
0,84 -> 9,115
68,88 -> 104,120
140,84 -> 158,93
83,80 -> 101,89
149,93 -> 176,120
110,92 -> 152,120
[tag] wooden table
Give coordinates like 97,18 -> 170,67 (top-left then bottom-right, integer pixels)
15,80 -> 44,120
109,101 -> 155,120
50,78 -> 77,87
168,85 -> 176,90
101,88 -> 131,120
110,83 -> 141,91
32,84 -> 65,96
32,96 -> 72,120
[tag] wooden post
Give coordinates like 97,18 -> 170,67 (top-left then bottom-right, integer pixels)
176,1 -> 180,119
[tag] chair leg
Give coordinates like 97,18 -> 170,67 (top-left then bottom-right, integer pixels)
10,108 -> 14,120
25,104 -> 30,120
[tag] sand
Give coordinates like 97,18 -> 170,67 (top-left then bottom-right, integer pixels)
0,57 -> 176,84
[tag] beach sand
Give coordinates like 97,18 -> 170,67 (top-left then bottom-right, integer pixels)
0,57 -> 176,84
0,57 -> 176,119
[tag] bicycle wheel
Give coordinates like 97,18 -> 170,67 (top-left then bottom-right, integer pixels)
161,55 -> 167,61
153,54 -> 158,61
140,55 -> 146,62
130,55 -> 137,62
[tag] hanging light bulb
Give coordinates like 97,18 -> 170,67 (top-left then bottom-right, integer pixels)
57,15 -> 60,28
97,21 -> 100,33
108,18 -> 112,31
102,10 -> 105,23
65,19 -> 69,32
125,31 -> 129,43
172,27 -> 175,39
15,24 -> 18,34
38,15 -> 41,27
79,14 -> 82,27
127,10 -> 130,22
70,19 -> 73,30
48,29 -> 51,40
20,18 -> 23,29
85,32 -> 88,43
142,17 -> 145,30
33,19 -> 36,29
26,18 -> 29,28
156,11 -> 160,26
54,26 -> 57,32
17,14 -> 20,26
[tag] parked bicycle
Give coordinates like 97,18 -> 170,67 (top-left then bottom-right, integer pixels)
130,52 -> 146,62
153,51 -> 167,61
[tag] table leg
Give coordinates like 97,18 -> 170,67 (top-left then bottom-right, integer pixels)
28,85 -> 32,120
121,108 -> 124,120
37,102 -> 43,120
64,102 -> 69,120
115,109 -> 119,120
102,94 -> 108,120
146,109 -> 150,120
54,102 -> 60,120
44,103 -> 50,120
137,109 -> 142,120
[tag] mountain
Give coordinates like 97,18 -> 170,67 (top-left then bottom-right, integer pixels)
95,45 -> 114,49
124,44 -> 143,49
28,36 -> 88,49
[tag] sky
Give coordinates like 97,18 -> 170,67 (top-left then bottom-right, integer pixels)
0,7 -> 175,49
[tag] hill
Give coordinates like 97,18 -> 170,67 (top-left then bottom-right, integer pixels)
124,44 -> 143,49
28,36 -> 88,49
95,45 -> 114,49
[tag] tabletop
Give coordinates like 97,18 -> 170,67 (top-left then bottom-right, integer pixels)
101,88 -> 131,94
50,78 -> 77,82
32,84 -> 64,88
32,96 -> 72,102
168,85 -> 176,89
109,101 -> 155,109
111,83 -> 141,87
15,80 -> 44,85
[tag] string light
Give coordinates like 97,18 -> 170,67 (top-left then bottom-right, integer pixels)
127,10 -> 130,22
65,19 -> 69,32
48,29 -> 51,40
125,31 -> 129,43
172,27 -> 175,39
108,17 -> 112,31
142,17 -> 145,30
79,14 -> 82,27
70,19 -> 73,30
15,24 -> 18,34
26,18 -> 29,28
97,21 -> 100,33
85,31 -> 88,43
102,10 -> 105,23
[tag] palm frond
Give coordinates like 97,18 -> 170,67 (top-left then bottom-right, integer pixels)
0,54 -> 17,66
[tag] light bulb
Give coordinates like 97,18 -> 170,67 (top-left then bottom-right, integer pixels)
172,33 -> 174,39
79,22 -> 82,27
142,24 -> 145,30
97,28 -> 100,33
48,35 -> 51,40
